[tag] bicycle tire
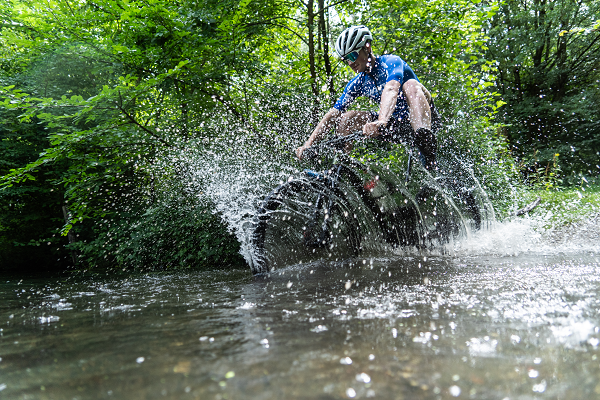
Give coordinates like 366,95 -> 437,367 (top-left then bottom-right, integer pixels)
436,177 -> 483,231
338,164 -> 424,248
415,186 -> 461,245
250,179 -> 361,275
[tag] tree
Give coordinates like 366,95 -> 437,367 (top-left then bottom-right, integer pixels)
0,0 -> 513,272
486,0 -> 600,182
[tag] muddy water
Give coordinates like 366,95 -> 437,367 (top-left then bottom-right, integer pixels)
1,236 -> 600,399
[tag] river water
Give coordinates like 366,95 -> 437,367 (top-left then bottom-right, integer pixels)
2,220 -> 600,399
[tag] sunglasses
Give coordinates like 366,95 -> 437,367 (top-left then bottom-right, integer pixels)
341,49 -> 361,63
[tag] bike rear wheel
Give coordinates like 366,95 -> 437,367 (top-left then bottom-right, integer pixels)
250,179 -> 361,275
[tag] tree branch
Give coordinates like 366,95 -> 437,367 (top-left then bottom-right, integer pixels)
247,21 -> 309,45
115,90 -> 174,148
569,33 -> 600,72
326,0 -> 349,9
194,88 -> 266,141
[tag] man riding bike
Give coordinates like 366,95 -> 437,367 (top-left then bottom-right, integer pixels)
295,25 -> 441,171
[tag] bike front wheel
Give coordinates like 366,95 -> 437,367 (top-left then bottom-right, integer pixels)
250,179 -> 361,275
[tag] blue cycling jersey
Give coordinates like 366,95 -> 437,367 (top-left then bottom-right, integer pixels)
333,55 -> 419,120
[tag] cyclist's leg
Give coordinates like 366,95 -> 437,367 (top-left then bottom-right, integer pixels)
412,102 -> 440,171
430,101 -> 442,133
375,108 -> 437,171
404,79 -> 432,132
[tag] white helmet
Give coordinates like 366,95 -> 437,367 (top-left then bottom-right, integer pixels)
335,25 -> 373,58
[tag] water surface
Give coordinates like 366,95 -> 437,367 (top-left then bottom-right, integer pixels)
2,227 -> 600,399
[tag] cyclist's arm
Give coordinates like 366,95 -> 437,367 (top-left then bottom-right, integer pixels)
363,80 -> 400,137
378,80 -> 401,125
296,108 -> 341,159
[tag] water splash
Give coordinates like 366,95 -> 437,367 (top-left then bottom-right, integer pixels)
452,213 -> 600,257
178,132 -> 294,266
179,130 -> 502,271
176,119 -> 598,271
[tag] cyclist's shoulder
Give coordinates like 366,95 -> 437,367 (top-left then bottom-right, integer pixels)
380,54 -> 409,68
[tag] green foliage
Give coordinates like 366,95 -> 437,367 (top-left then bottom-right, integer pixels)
486,0 -> 600,181
524,152 -> 563,191
71,196 -> 245,271
0,0 -> 518,273
365,0 -> 500,109
0,100 -> 73,272
519,184 -> 600,228
0,0 -> 266,272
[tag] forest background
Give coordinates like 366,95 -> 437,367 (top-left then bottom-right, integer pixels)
1,0 -> 598,273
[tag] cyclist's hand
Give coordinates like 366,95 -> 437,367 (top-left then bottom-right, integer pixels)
295,145 -> 308,160
363,121 -> 385,138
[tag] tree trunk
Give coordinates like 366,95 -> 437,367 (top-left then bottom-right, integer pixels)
307,0 -> 318,98
532,0 -> 545,69
306,0 -> 320,125
318,0 -> 334,103
513,67 -> 522,102
553,18 -> 569,101
62,205 -> 78,265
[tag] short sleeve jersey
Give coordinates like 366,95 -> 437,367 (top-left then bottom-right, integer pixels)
333,55 -> 418,120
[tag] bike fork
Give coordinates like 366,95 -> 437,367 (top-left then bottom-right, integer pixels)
304,179 -> 337,248
405,152 -> 412,183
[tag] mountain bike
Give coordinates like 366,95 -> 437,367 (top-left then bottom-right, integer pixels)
249,133 -> 483,275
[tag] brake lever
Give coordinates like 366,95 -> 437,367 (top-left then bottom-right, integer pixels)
302,147 -> 318,160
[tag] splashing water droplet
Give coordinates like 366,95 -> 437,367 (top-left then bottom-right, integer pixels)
449,385 -> 461,396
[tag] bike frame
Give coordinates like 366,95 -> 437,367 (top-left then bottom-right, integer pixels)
250,131 -> 481,274
301,134 -> 404,247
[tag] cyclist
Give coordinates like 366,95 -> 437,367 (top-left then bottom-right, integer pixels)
295,25 -> 441,171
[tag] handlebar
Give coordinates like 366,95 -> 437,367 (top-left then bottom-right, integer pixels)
302,131 -> 365,160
